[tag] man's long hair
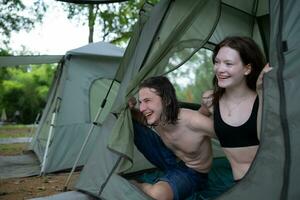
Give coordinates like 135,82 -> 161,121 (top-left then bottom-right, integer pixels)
139,76 -> 179,124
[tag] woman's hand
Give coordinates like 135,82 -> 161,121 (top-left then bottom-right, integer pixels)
256,63 -> 273,92
256,63 -> 272,140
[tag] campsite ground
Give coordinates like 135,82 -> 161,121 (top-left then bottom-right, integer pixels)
0,125 -> 79,200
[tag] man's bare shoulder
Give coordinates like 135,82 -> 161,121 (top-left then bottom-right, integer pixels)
179,108 -> 214,136
179,108 -> 199,118
179,108 -> 210,119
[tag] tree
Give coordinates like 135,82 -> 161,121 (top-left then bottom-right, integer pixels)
0,0 -> 47,50
63,0 -> 159,45
167,48 -> 214,104
0,64 -> 56,124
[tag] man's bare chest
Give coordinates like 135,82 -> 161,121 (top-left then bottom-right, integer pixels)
158,129 -> 204,156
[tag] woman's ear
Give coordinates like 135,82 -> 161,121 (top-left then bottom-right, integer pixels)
244,64 -> 252,75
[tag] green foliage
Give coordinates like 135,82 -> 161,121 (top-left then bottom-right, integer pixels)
167,49 -> 214,104
63,0 -> 159,46
0,64 -> 56,124
0,49 -> 10,56
0,0 -> 47,48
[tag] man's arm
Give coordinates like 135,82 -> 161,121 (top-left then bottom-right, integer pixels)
188,109 -> 216,138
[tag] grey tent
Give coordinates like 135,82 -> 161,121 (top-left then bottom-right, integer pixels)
28,41 -> 124,174
0,55 -> 62,179
37,0 -> 300,199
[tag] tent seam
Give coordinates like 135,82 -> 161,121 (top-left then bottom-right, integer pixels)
276,0 -> 291,199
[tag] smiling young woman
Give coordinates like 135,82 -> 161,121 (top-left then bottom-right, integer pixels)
199,36 -> 269,182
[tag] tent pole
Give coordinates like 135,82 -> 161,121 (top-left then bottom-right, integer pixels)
63,80 -> 115,191
27,112 -> 41,144
40,97 -> 61,176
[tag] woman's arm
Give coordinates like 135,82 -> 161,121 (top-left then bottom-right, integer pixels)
256,64 -> 272,140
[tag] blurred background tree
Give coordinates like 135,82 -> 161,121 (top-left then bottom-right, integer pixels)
0,0 -> 47,51
0,64 -> 56,124
0,0 -> 214,123
63,0 -> 159,45
167,48 -> 214,104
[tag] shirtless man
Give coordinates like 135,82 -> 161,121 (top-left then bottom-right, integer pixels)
129,76 -> 214,200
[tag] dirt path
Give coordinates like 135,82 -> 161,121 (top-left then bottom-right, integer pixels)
0,126 -> 79,200
0,172 -> 80,200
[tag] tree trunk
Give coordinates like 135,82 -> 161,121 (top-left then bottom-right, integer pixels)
88,4 -> 95,43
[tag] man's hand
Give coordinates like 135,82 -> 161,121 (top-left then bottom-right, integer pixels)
128,96 -> 146,124
128,96 -> 137,109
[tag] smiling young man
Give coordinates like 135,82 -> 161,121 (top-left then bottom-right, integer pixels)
129,76 -> 214,200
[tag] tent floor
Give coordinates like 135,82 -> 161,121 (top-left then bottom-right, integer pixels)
125,157 -> 234,200
29,191 -> 96,200
23,157 -> 233,200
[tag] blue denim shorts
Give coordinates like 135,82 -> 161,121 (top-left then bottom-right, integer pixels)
133,121 -> 208,200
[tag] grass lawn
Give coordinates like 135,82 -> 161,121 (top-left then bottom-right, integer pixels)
0,124 -> 35,138
0,143 -> 29,155
0,124 -> 35,155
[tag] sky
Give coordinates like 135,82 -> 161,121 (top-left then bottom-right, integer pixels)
10,0 -> 91,55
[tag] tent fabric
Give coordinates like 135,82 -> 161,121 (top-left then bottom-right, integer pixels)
0,152 -> 40,179
107,0 -> 172,173
0,55 -> 63,67
111,0 -> 171,110
75,114 -> 154,199
30,191 -> 96,200
279,2 -> 300,199
67,41 -> 124,58
29,42 -> 124,174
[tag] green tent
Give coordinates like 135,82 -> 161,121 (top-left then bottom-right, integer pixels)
28,42 -> 124,174
36,0 -> 299,199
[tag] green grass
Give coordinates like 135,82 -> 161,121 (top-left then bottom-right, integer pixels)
0,132 -> 32,138
0,125 -> 35,138
0,143 -> 28,155
0,124 -> 29,129
0,125 -> 34,155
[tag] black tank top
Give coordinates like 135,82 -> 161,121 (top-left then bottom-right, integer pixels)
214,96 -> 260,148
